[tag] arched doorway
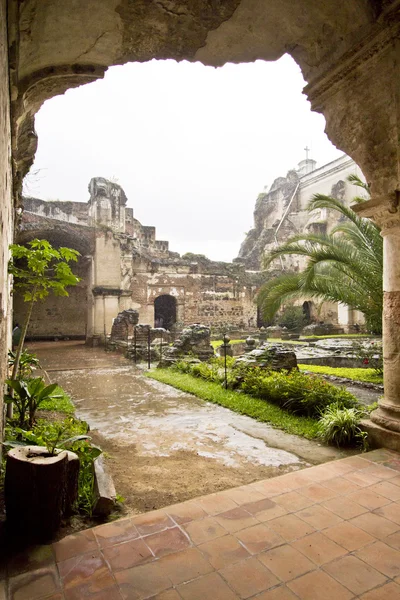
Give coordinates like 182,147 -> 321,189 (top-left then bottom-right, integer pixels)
154,295 -> 177,330
302,301 -> 313,324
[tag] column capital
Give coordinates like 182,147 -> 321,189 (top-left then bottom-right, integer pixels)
353,191 -> 400,233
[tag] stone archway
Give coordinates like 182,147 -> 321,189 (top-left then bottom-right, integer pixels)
154,295 -> 177,331
1,0 -> 400,447
302,301 -> 313,325
14,218 -> 95,340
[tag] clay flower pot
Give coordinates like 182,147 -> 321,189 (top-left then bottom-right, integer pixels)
5,445 -> 79,541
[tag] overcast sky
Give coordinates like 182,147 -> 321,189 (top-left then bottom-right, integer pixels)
26,55 -> 342,262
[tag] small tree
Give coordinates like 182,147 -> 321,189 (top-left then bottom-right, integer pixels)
8,239 -> 80,382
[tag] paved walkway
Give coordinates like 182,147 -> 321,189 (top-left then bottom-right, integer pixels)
27,342 -> 351,514
3,448 -> 400,599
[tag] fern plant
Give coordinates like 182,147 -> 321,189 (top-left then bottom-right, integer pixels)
318,404 -> 368,449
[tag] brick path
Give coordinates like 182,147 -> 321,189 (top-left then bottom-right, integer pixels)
3,448 -> 400,599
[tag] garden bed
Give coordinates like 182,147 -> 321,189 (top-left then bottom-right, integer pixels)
148,357 -> 372,450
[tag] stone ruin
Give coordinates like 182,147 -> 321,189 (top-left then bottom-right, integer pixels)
302,323 -> 345,337
110,309 -> 139,340
160,324 -> 214,367
236,343 -> 298,371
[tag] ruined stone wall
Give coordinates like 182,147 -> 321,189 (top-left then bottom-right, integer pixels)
23,197 -> 88,225
238,155 -> 366,271
0,0 -> 13,443
238,155 -> 367,328
129,265 -> 258,329
14,257 -> 89,339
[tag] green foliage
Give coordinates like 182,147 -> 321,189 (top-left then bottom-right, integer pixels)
147,369 -> 320,439
8,239 -> 80,382
8,349 -> 40,379
240,368 -> 357,418
277,305 -> 306,330
4,418 -> 89,456
39,385 -> 76,414
5,377 -> 61,428
70,439 -> 102,516
257,178 -> 383,334
318,404 -> 368,449
298,364 -> 383,385
174,358 -> 358,419
9,239 -> 80,303
174,356 -> 238,388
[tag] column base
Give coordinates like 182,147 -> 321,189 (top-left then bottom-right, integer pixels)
370,403 -> 400,434
361,418 -> 400,451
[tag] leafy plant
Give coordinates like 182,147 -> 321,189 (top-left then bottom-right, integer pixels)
70,439 -> 102,515
277,305 -> 306,331
175,357 -> 359,418
240,368 -> 357,418
5,377 -> 61,428
8,349 -> 40,379
318,404 -> 368,449
8,239 -> 80,384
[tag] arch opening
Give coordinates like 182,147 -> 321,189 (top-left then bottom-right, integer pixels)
302,301 -> 313,324
154,295 -> 177,330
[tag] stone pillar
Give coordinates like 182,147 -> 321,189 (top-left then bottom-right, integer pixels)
371,204 -> 400,432
355,198 -> 400,439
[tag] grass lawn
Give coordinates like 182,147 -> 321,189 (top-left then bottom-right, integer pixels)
146,369 -> 320,440
298,364 -> 383,385
39,385 -> 76,414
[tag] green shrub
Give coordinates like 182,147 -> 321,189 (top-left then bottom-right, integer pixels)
174,357 -> 359,420
241,369 -> 357,418
277,305 -> 306,330
318,404 -> 368,449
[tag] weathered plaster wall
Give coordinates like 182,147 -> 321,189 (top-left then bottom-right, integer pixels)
0,0 -> 13,443
238,155 -> 366,271
13,257 -> 89,339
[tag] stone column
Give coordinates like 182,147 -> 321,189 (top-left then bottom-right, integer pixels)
355,197 -> 400,437
371,203 -> 400,432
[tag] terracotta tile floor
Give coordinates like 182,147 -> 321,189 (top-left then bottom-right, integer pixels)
3,448 -> 400,599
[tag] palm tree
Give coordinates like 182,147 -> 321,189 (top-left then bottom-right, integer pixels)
257,176 -> 383,334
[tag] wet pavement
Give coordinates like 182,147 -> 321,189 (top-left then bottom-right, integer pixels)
29,341 -> 353,513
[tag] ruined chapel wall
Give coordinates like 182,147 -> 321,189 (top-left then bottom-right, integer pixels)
22,197 -> 88,225
0,0 -> 13,441
129,270 -> 257,328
